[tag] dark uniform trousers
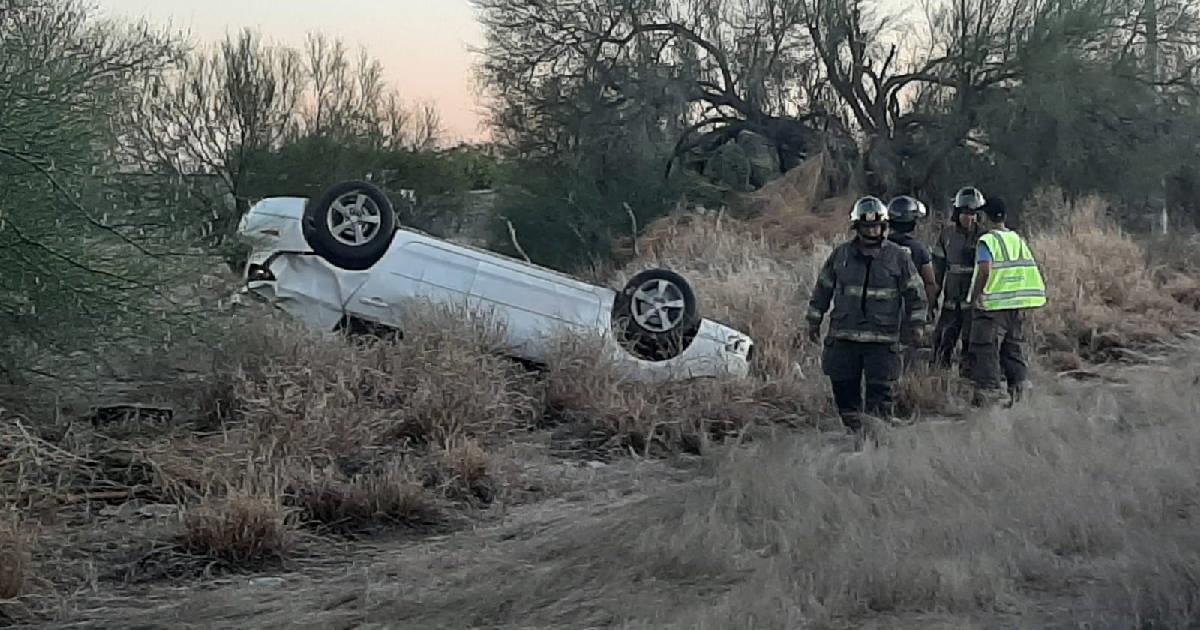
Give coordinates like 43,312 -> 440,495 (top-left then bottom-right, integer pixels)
934,304 -> 973,376
931,224 -> 983,377
968,308 -> 1028,398
821,339 -> 901,430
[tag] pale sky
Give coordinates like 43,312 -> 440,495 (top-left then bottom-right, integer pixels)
95,0 -> 921,146
94,0 -> 490,143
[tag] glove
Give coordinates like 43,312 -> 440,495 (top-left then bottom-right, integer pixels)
902,324 -> 927,348
807,325 -> 821,344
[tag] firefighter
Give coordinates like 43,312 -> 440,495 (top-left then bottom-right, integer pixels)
966,197 -> 1047,407
806,196 -> 928,439
886,195 -> 938,371
931,186 -> 986,376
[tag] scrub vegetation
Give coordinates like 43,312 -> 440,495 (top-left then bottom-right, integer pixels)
3,0 -> 1200,628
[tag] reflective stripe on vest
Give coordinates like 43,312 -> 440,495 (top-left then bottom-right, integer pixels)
841,285 -> 899,300
970,230 -> 1047,311
830,328 -> 900,343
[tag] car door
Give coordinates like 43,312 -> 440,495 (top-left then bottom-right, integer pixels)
469,256 -> 605,358
343,232 -> 479,327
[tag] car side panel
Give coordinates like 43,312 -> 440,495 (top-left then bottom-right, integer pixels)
380,231 -> 610,361
409,242 -> 481,301
468,261 -> 605,360
342,237 -> 478,326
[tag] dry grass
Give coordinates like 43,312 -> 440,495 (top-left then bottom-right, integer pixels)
81,352 -> 1200,629
539,332 -> 821,456
292,461 -> 442,535
1029,194 -> 1200,359
179,488 -> 298,568
206,303 -> 533,452
0,303 -> 550,602
613,358 -> 1200,629
0,515 -> 31,600
894,360 -> 970,419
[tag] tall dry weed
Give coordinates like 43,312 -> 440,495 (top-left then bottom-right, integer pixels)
291,461 -> 441,534
207,302 -> 536,460
539,332 -> 821,455
0,515 -> 31,600
180,481 -> 299,568
1029,195 -> 1199,358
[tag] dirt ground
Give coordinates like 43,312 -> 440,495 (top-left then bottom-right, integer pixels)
18,341 -> 1196,630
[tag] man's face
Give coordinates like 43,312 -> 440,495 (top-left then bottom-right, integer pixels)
856,222 -> 884,242
956,209 -> 977,230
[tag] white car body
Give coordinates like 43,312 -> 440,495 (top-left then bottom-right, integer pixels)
236,196 -> 754,382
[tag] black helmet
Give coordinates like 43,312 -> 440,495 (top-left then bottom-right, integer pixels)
953,186 -> 986,213
849,196 -> 888,225
887,195 -> 927,224
981,197 -> 1007,221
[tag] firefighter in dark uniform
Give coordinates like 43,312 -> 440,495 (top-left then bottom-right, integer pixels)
886,195 -> 938,372
806,196 -> 929,438
931,186 -> 986,376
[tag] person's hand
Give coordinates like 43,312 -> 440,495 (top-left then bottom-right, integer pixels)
807,325 -> 821,344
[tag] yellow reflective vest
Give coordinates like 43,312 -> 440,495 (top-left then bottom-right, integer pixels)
969,229 -> 1047,311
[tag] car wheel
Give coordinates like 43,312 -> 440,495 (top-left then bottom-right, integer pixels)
611,268 -> 701,361
301,180 -> 398,270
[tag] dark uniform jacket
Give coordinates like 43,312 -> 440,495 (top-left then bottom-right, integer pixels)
932,224 -> 984,309
887,232 -> 932,268
806,239 -> 928,344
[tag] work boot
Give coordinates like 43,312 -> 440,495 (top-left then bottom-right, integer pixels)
1006,383 -> 1028,408
971,387 -> 1007,409
840,411 -> 864,434
857,413 -> 888,449
838,413 -> 868,451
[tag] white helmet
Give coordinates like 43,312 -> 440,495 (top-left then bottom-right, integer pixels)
850,196 -> 889,225
953,186 -> 986,211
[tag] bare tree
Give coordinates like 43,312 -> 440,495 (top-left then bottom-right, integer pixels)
473,0 -> 852,176
118,28 -> 446,257
410,102 -> 445,151
793,0 -> 1200,196
116,28 -> 304,248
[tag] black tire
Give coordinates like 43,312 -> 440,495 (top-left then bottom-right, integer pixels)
301,180 -> 398,270
611,268 -> 702,361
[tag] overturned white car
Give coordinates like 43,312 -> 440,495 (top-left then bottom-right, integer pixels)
235,180 -> 754,382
